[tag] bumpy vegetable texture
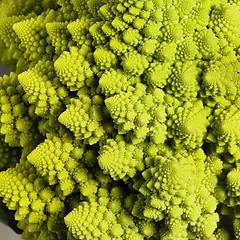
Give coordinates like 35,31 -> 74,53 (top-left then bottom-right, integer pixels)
1,0 -> 240,239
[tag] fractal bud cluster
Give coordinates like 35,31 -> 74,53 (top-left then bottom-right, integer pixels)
0,0 -> 240,239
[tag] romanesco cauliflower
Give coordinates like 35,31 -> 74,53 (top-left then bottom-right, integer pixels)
1,0 -> 240,239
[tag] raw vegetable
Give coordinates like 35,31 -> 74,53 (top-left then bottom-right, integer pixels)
0,0 -> 240,239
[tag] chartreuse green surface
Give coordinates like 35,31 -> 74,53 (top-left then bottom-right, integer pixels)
1,0 -> 240,239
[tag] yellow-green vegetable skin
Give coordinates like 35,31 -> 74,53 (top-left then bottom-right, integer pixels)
2,0 -> 240,239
